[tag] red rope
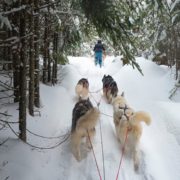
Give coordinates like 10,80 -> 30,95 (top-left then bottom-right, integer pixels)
89,92 -> 105,179
87,130 -> 102,180
116,128 -> 129,180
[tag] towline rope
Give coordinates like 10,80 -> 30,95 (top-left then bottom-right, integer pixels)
90,92 -> 106,180
87,130 -> 102,180
116,128 -> 130,180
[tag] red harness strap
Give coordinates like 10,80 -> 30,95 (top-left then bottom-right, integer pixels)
116,127 -> 130,180
87,130 -> 102,180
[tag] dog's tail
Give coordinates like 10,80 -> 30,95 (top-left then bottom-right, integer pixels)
77,108 -> 100,130
130,111 -> 151,126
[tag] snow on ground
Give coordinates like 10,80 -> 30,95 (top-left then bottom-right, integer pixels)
0,56 -> 180,180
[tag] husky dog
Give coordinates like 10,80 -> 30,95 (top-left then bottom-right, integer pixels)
112,93 -> 151,171
102,75 -> 118,103
75,78 -> 89,100
71,98 -> 100,161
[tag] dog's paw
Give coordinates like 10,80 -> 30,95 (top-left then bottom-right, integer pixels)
85,143 -> 92,150
72,149 -> 81,162
114,121 -> 119,126
87,145 -> 92,150
134,162 -> 139,172
75,153 -> 81,162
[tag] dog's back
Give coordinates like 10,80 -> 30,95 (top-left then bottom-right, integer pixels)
71,99 -> 93,132
77,78 -> 89,88
109,81 -> 118,97
102,75 -> 114,88
102,75 -> 118,103
75,78 -> 89,100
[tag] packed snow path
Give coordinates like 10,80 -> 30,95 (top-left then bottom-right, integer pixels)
59,56 -> 180,180
1,56 -> 180,180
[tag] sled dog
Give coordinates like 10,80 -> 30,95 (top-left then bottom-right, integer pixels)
112,93 -> 151,171
75,78 -> 89,100
71,98 -> 100,161
102,74 -> 118,103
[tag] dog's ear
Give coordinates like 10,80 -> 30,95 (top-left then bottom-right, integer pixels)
102,75 -> 105,81
121,92 -> 125,97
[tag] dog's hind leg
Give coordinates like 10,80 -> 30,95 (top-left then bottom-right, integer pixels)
133,148 -> 140,171
85,128 -> 96,149
71,133 -> 82,161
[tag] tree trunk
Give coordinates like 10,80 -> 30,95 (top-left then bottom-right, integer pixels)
171,26 -> 179,80
52,32 -> 58,84
47,45 -> 51,82
29,0 -> 35,116
175,27 -> 180,80
12,1 -> 21,102
19,0 -> 27,142
34,0 -> 40,108
43,13 -> 48,83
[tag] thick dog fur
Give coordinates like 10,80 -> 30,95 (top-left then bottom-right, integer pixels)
112,94 -> 151,171
75,78 -> 89,100
102,75 -> 118,104
71,99 -> 100,161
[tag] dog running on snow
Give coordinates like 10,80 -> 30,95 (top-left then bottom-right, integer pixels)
102,74 -> 118,104
75,78 -> 89,100
112,93 -> 151,171
70,98 -> 100,161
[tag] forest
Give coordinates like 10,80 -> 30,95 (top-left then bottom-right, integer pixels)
0,0 -> 180,143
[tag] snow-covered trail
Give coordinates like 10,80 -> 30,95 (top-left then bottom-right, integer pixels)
1,56 -> 180,180
63,57 -> 151,180
62,56 -> 180,180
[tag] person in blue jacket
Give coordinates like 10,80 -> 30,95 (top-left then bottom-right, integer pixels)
93,40 -> 105,68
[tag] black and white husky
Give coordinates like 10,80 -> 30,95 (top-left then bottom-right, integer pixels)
70,98 -> 100,161
102,74 -> 118,103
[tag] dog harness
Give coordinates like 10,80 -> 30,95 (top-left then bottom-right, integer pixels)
118,104 -> 134,121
